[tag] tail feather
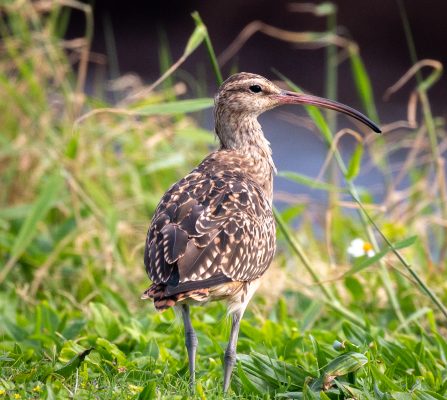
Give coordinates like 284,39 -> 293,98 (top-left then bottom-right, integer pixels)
142,283 -> 209,311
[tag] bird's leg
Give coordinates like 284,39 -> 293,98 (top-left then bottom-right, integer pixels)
180,304 -> 198,390
223,308 -> 244,393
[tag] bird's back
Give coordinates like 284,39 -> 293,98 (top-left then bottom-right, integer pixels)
143,149 -> 276,310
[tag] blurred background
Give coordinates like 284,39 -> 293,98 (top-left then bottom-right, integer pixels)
67,0 -> 447,200
2,1 -> 447,396
68,0 -> 447,107
67,0 -> 447,101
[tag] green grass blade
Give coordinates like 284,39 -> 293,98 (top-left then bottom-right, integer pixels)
279,171 -> 344,192
184,14 -> 208,57
348,48 -> 379,122
0,173 -> 64,283
322,351 -> 368,376
133,98 -> 213,115
191,12 -> 223,85
54,348 -> 93,379
0,204 -> 33,220
310,352 -> 367,391
138,382 -> 156,400
345,143 -> 364,181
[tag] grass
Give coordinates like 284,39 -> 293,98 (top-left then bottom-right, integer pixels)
1,1 -> 447,399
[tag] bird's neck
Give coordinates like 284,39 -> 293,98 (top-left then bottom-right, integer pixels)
215,114 -> 276,202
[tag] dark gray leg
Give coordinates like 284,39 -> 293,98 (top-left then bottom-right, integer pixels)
180,304 -> 198,389
223,309 -> 244,393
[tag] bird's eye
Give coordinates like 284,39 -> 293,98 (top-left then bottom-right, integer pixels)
249,85 -> 262,93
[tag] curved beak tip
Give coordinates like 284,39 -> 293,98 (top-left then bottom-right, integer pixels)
278,90 -> 382,134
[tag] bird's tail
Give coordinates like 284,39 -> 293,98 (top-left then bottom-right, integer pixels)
141,283 -> 209,311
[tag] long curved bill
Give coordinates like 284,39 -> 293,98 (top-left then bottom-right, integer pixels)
276,90 -> 381,133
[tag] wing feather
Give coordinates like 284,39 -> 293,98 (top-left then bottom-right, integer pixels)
144,152 -> 276,292
161,224 -> 189,264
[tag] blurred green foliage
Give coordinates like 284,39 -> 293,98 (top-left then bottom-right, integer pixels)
1,1 -> 447,399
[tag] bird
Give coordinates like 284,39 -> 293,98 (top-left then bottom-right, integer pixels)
141,72 -> 381,392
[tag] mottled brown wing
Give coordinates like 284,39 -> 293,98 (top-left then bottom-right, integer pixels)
144,162 -> 275,293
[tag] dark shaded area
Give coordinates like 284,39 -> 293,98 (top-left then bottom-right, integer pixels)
70,0 -> 447,112
68,0 -> 447,201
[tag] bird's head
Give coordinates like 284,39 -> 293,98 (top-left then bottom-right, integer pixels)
214,73 -> 380,148
214,73 -> 285,116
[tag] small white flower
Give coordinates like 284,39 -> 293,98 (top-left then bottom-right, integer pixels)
347,238 -> 375,258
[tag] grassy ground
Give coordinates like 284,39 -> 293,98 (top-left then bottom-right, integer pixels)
1,2 -> 447,399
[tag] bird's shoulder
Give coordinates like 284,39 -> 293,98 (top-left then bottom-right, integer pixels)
152,150 -> 271,224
